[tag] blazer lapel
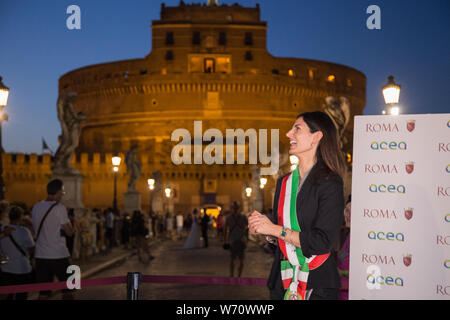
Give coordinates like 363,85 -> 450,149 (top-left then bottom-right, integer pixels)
295,163 -> 318,220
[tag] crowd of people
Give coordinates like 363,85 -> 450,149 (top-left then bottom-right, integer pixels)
0,179 -> 253,300
0,108 -> 351,301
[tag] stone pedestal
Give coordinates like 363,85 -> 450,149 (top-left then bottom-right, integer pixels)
253,187 -> 264,213
152,190 -> 164,215
123,190 -> 141,214
49,172 -> 84,211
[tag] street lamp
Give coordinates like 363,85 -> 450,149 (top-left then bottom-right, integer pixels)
245,187 -> 252,198
148,178 -> 155,191
112,155 -> 121,212
0,77 -> 10,200
148,178 -> 155,213
290,155 -> 299,171
164,187 -> 172,198
259,177 -> 267,212
382,75 -> 401,115
164,187 -> 173,216
259,177 -> 267,189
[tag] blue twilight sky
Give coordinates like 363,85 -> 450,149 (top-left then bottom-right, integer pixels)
0,0 -> 449,154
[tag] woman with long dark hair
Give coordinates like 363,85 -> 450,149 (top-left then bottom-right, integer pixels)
249,111 -> 346,300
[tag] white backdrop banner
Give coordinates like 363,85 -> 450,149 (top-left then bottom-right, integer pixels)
349,114 -> 449,300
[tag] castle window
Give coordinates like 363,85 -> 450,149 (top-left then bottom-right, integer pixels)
272,69 -> 279,75
204,58 -> 215,73
308,68 -> 315,80
347,78 -> 352,87
123,71 -> 129,78
165,50 -> 174,60
192,31 -> 201,45
165,32 -> 174,45
244,32 -> 253,46
219,32 -> 227,45
216,57 -> 231,73
327,74 -> 336,83
288,69 -> 295,77
140,68 -> 147,75
245,51 -> 253,61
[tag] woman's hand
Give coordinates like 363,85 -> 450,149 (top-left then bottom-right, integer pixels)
248,211 -> 277,236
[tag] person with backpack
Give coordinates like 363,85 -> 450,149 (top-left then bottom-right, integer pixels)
0,206 -> 35,300
31,179 -> 75,300
224,201 -> 248,278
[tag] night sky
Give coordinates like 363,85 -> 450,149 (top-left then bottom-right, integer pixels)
0,0 -> 449,154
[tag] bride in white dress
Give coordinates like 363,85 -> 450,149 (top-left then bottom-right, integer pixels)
182,209 -> 202,249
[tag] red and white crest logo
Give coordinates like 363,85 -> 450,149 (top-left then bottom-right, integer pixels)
403,254 -> 412,267
407,120 -> 415,132
405,162 -> 414,174
404,208 -> 413,220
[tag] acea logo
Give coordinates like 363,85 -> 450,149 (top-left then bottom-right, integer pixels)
369,184 -> 405,193
446,164 -> 450,173
370,141 -> 407,150
447,120 -> 450,128
444,259 -> 450,269
445,213 -> 450,223
366,266 -> 404,288
368,230 -> 405,242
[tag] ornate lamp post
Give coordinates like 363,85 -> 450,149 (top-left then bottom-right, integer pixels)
290,155 -> 299,172
259,177 -> 267,212
382,75 -> 401,115
0,77 -> 10,200
112,155 -> 121,212
147,178 -> 155,212
164,186 -> 173,215
245,187 -> 252,198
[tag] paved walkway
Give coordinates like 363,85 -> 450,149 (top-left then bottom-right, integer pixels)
27,243 -> 141,300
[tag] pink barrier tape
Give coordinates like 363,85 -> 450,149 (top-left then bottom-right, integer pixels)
0,274 -> 267,294
142,275 -> 267,287
0,276 -> 127,295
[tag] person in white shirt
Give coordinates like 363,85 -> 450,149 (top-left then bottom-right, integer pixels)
0,206 -> 35,300
31,179 -> 75,300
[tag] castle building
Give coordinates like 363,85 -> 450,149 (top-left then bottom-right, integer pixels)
5,2 -> 365,215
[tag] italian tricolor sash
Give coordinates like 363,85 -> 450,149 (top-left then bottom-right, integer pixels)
278,167 -> 329,300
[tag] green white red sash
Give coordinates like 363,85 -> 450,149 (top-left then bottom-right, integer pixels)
278,166 -> 329,300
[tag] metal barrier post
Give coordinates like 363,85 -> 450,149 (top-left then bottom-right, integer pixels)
126,272 -> 141,300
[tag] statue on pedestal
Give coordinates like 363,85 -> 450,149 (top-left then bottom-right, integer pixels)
125,146 -> 142,192
52,92 -> 86,175
322,96 -> 351,149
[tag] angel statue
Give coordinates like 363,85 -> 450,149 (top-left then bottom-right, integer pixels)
125,146 -> 142,192
52,92 -> 86,174
322,96 -> 351,149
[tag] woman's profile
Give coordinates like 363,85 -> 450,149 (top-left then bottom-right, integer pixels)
249,111 -> 346,300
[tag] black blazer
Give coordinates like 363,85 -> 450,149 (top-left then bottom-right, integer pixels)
267,162 -> 344,298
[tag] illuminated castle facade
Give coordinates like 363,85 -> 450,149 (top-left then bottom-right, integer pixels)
5,2 -> 365,214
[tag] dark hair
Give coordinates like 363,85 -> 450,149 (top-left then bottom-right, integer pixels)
296,111 -> 347,179
9,206 -> 24,222
346,194 -> 351,204
47,179 -> 63,195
